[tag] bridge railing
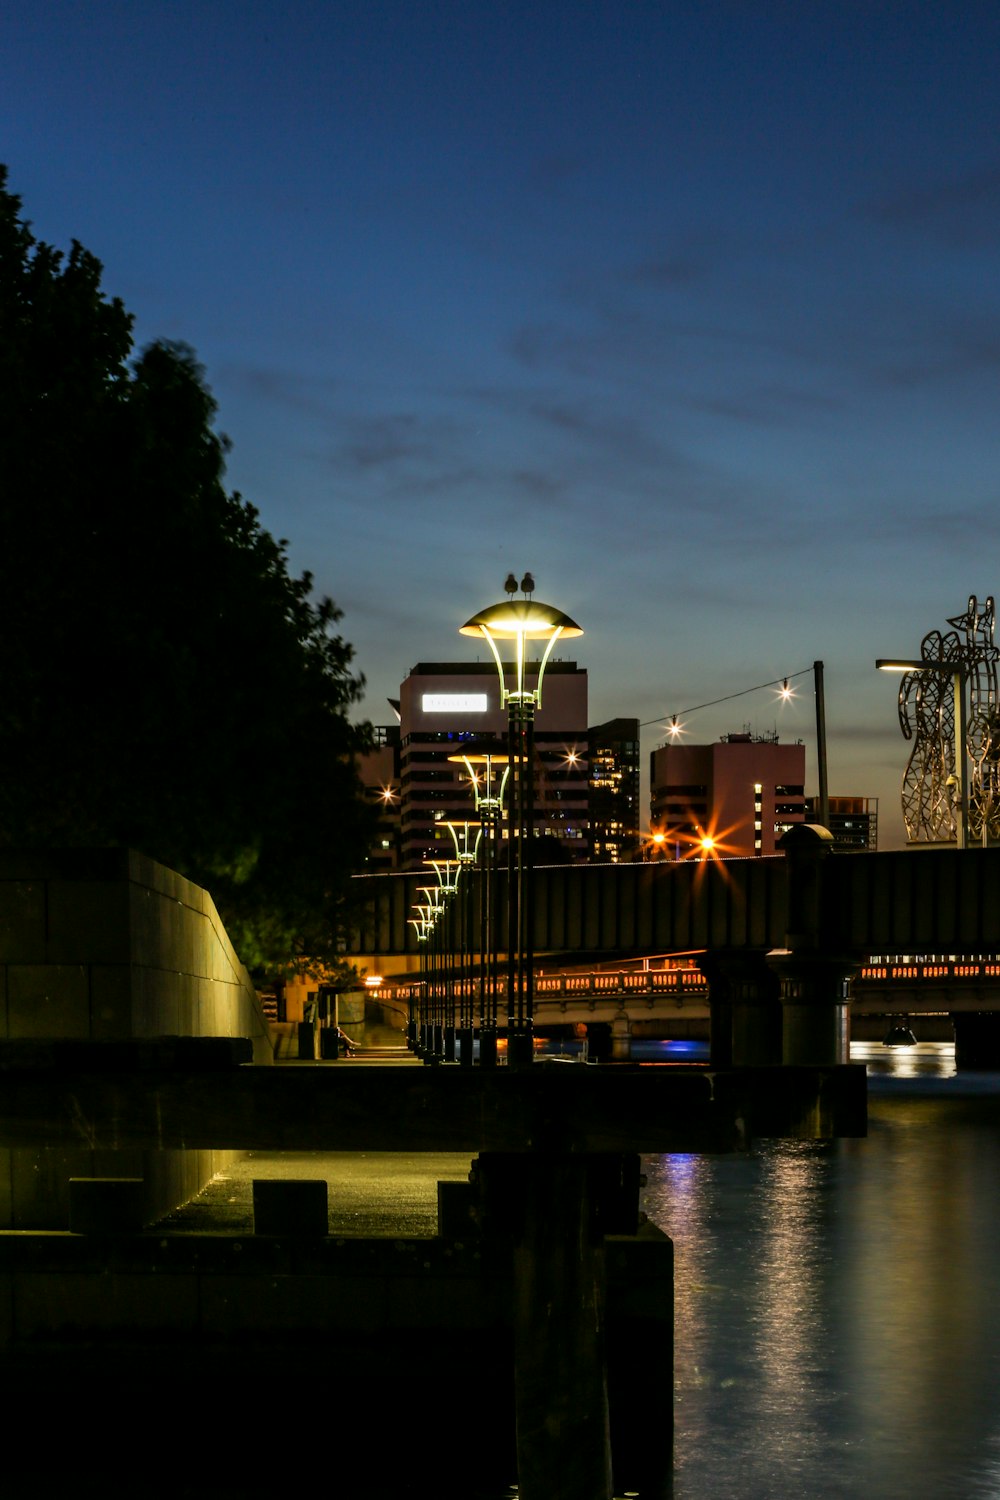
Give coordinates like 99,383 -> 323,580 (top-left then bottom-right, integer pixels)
377,965 -> 711,1011
858,958 -> 1000,984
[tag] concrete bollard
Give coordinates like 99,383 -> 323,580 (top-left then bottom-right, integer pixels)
252,1179 -> 329,1236
69,1177 -> 146,1235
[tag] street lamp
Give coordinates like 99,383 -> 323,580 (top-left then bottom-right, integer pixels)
460,576 -> 583,1067
421,861 -> 462,1059
407,910 -> 433,1052
442,820 -> 482,1066
448,747 -> 510,1067
410,898 -> 440,1057
876,657 -> 969,849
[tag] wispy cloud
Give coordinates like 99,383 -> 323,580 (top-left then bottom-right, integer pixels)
222,363 -> 340,420
863,163 -> 1000,247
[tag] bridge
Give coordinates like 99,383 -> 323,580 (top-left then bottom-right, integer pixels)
350,841 -> 1000,1065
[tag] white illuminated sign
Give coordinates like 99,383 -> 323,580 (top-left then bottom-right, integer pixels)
422,693 -> 488,713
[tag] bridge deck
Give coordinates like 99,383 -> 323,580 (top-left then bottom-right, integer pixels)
350,847 -> 1000,959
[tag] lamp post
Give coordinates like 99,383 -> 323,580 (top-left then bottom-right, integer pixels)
876,657 -> 969,849
416,885 -> 448,1059
442,820 -> 481,1065
422,860 -> 461,1059
407,910 -> 432,1052
813,659 -> 830,831
449,747 -> 510,1066
460,576 -> 583,1068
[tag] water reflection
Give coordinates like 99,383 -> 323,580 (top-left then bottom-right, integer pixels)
852,1039 -> 957,1079
642,1049 -> 1000,1498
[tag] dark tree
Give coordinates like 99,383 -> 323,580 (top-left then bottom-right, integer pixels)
0,167 -> 374,973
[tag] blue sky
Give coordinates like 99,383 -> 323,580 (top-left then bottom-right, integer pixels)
5,1 -> 1000,846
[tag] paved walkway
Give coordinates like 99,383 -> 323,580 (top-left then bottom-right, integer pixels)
157,1147 -> 474,1236
157,1038 -> 471,1236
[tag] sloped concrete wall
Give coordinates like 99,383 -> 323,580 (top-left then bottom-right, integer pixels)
0,849 -> 271,1227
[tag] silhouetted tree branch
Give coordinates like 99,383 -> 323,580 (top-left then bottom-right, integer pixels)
0,167 -> 374,974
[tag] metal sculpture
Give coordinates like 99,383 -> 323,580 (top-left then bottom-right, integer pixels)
898,596 -> 1000,844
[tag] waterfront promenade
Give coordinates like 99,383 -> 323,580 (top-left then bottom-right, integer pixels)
147,1046 -> 998,1500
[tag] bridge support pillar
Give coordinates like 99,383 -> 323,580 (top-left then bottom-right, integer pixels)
768,950 -> 854,1065
770,824 -> 858,1066
952,1012 -> 1000,1069
611,1006 -> 631,1061
697,949 -> 781,1067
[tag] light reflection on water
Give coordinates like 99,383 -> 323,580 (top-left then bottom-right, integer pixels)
642,1045 -> 1000,1499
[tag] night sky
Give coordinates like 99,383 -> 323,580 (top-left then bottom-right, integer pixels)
6,2 -> 1000,847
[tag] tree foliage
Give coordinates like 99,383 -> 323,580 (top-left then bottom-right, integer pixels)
0,167 -> 374,973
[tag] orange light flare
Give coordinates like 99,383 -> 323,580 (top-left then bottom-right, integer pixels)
678,821 -> 742,874
563,746 -> 582,768
642,829 -> 669,860
664,715 -> 685,739
775,677 -> 796,704
380,783 -> 398,804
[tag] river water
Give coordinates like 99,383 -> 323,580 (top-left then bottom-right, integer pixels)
641,1043 -> 1000,1500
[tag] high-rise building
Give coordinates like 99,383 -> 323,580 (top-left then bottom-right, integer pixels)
650,731 -> 806,858
588,717 -> 640,862
356,723 -> 402,871
397,660 -> 589,870
805,795 -> 878,851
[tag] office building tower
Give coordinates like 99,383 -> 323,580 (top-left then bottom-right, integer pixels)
397,660 -> 589,870
650,731 -> 805,858
588,717 -> 640,862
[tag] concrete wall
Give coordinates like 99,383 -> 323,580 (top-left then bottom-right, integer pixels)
0,848 -> 271,1228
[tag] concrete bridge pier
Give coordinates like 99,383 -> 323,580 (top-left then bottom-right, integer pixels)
952,1012 -> 1000,1069
768,950 -> 855,1066
697,949 -> 782,1068
769,823 -> 858,1067
611,1005 -> 632,1060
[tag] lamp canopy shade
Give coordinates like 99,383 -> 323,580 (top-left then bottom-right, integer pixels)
459,597 -> 583,640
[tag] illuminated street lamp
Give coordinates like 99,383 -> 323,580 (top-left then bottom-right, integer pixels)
876,657 -> 969,849
421,861 -> 462,1060
449,747 -> 510,1067
407,911 -> 433,1050
408,901 -> 437,1055
460,576 -> 583,1067
416,884 -> 449,1058
442,820 -> 482,1066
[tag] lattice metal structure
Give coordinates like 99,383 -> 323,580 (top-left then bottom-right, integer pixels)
898,596 -> 1000,844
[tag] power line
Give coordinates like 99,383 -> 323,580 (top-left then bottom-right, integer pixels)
640,666 -> 815,730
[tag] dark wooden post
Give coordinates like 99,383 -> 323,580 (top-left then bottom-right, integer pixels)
479,1152 -> 616,1499
512,1156 -> 613,1499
